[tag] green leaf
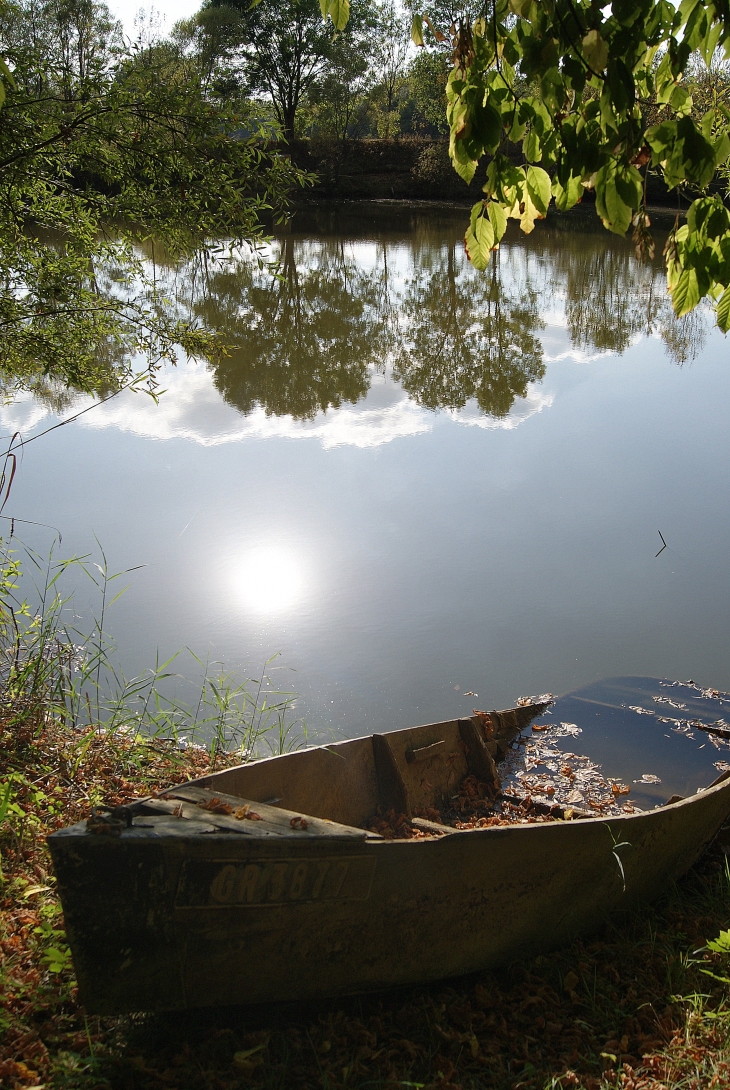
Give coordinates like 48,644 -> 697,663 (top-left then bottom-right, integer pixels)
464,212 -> 495,270
669,84 -> 692,117
411,14 -> 425,48
523,129 -> 541,163
678,0 -> 702,24
615,165 -> 643,211
509,0 -> 534,16
604,185 -> 632,235
595,164 -> 635,236
716,285 -> 730,332
672,267 -> 701,316
525,165 -> 551,216
0,781 -> 12,824
582,29 -> 608,73
700,21 -> 722,68
326,0 -> 349,31
707,929 -> 730,954
450,147 -> 477,184
487,201 -> 508,242
472,100 -> 503,154
715,131 -> 730,165
507,187 -> 543,233
552,173 -> 583,211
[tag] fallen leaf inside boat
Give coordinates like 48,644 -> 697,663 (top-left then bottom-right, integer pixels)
198,797 -> 233,814
290,816 -> 309,830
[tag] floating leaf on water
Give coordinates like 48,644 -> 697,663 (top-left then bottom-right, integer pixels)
634,774 -> 661,784
517,693 -> 555,707
629,706 -> 655,716
653,696 -> 687,709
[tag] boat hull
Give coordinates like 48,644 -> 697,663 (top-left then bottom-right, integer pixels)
49,776 -> 730,1013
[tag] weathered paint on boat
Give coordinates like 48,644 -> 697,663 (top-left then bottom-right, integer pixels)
48,706 -> 730,1013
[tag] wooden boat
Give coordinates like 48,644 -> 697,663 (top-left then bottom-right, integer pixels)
48,701 -> 730,1014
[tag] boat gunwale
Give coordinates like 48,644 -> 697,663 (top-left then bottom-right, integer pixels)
48,769 -> 730,846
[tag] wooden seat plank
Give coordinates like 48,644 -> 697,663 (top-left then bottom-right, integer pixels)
159,784 -> 378,838
143,798 -> 286,836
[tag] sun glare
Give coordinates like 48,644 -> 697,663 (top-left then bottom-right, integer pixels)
234,546 -> 306,614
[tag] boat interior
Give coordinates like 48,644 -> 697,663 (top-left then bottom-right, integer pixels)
74,704 -> 556,840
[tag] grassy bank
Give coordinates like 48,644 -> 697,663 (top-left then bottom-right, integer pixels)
2,544 -> 730,1090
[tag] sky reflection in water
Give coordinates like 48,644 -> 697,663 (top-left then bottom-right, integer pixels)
3,205 -> 730,744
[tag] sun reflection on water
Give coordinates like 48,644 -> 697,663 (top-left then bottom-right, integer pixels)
234,546 -> 306,614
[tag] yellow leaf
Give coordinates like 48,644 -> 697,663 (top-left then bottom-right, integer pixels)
411,14 -> 425,48
582,29 -> 608,72
507,190 -> 544,233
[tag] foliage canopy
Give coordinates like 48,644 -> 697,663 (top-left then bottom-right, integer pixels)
0,0 -> 308,394
403,0 -> 730,331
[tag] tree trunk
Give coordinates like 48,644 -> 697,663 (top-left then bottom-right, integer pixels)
282,105 -> 296,144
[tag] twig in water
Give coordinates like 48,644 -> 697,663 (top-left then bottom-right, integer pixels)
655,531 -> 667,557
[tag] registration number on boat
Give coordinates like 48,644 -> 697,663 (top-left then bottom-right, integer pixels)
176,856 -> 376,907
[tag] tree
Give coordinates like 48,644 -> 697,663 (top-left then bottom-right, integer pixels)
302,27 -> 372,149
369,1 -> 411,137
0,0 -> 307,393
196,0 -> 372,142
407,49 -> 450,134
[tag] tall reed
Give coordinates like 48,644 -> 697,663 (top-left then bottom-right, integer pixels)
0,535 -> 307,762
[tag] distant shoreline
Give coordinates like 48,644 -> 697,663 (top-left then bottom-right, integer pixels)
285,137 -> 705,211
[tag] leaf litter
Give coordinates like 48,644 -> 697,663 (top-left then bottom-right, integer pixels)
5,694 -> 730,1090
366,716 -> 638,840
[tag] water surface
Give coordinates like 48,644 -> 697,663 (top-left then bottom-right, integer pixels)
4,204 -> 730,740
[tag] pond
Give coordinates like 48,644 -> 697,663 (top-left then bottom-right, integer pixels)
4,202 -> 730,749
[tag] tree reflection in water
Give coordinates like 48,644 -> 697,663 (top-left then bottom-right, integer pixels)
190,210 -> 708,423
196,236 -> 385,420
534,216 -> 707,366
394,241 -> 545,417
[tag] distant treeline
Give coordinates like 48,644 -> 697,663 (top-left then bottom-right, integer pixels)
285,138 -> 703,206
